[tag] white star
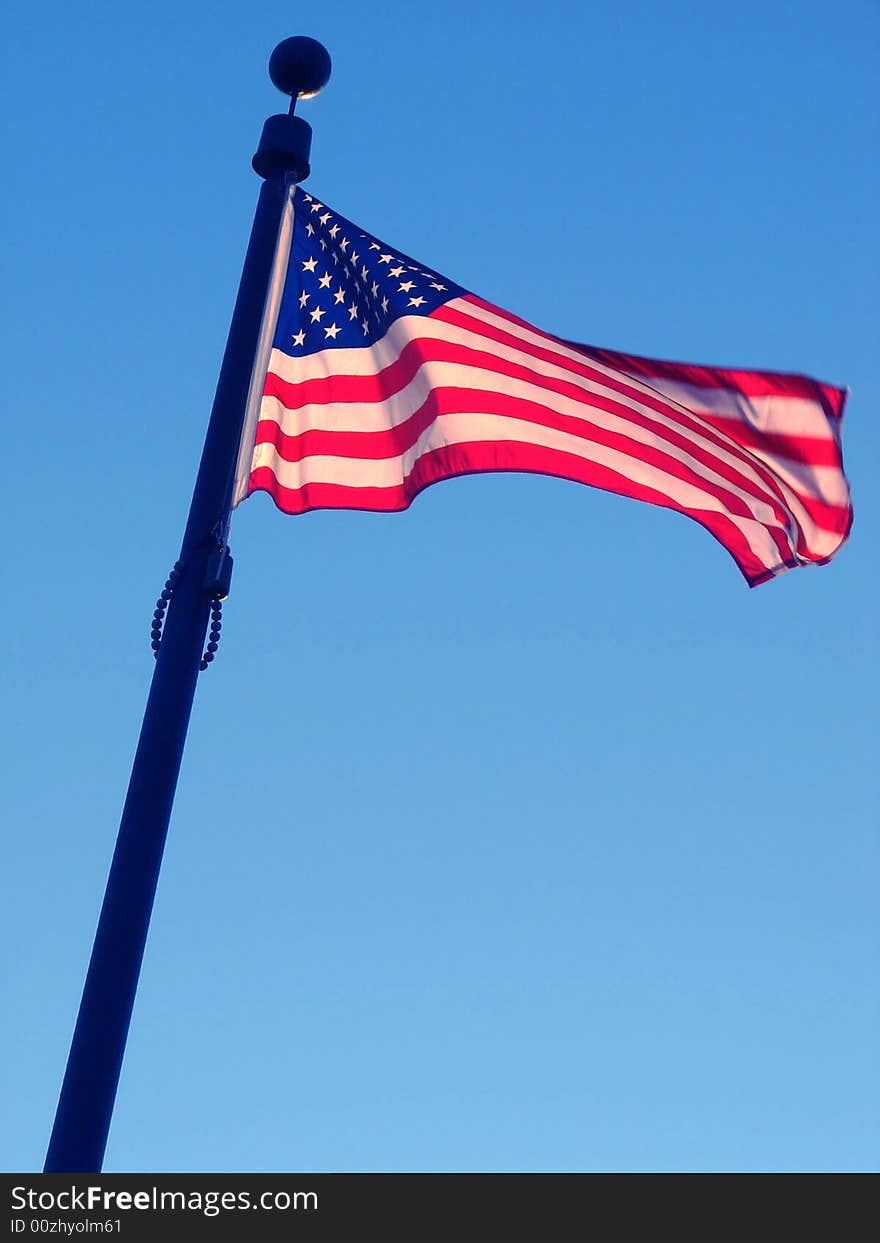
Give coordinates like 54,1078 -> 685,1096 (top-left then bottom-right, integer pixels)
389,265 -> 405,278
340,237 -> 349,251
318,211 -> 331,225
408,295 -> 426,308
329,223 -> 340,238
378,253 -> 393,264
318,272 -> 332,289
351,251 -> 360,266
319,239 -> 327,251
371,281 -> 379,299
298,291 -> 310,308
361,265 -> 369,281
302,257 -> 318,273
334,288 -> 346,304
348,303 -> 359,320
310,201 -> 323,213
292,329 -> 306,347
368,242 -> 381,250
324,323 -> 341,339
306,222 -> 315,237
429,282 -> 447,291
309,306 -> 326,323
398,280 -> 415,292
381,296 -> 389,313
361,319 -> 369,335
302,193 -> 313,202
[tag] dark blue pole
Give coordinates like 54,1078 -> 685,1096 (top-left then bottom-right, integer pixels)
44,37 -> 331,1174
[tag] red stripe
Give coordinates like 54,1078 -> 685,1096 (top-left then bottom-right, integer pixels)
467,294 -> 847,415
263,318 -> 845,541
431,301 -> 841,512
264,327 -> 803,520
248,441 -> 797,586
699,415 -> 841,469
427,302 -> 847,535
578,343 -> 847,416
254,385 -> 800,555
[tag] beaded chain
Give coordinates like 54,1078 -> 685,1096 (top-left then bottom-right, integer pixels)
200,599 -> 223,672
150,560 -> 224,673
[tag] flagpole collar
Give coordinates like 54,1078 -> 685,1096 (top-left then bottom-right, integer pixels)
268,37 -> 331,102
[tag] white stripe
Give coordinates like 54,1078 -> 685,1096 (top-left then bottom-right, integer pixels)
461,300 -> 847,509
256,380 -> 841,557
263,319 -> 779,498
451,297 -> 719,418
631,374 -> 839,441
453,298 -> 846,505
268,295 -> 697,410
715,443 -> 848,510
257,316 -> 839,546
623,373 -> 849,506
250,294 -> 848,557
259,356 -> 787,532
263,306 -> 840,508
458,298 -> 841,443
251,410 -> 793,569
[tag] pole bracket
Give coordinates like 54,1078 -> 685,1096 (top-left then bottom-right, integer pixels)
203,541 -> 234,601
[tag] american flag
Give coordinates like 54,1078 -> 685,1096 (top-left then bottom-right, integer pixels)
234,185 -> 851,586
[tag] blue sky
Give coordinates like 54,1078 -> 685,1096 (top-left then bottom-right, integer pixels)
2,0 -> 877,1172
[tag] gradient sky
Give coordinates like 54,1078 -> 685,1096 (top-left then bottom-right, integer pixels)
2,0 -> 877,1172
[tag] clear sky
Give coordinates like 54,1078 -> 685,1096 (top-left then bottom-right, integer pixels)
2,0 -> 877,1173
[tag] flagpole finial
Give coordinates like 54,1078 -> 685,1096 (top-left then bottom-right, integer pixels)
268,36 -> 331,103
253,37 -> 330,182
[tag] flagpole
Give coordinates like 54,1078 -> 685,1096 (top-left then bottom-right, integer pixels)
43,36 -> 331,1174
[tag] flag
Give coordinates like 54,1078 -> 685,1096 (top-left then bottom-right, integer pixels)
233,186 -> 851,587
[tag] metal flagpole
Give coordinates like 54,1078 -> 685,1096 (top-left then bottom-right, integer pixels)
43,36 -> 332,1174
